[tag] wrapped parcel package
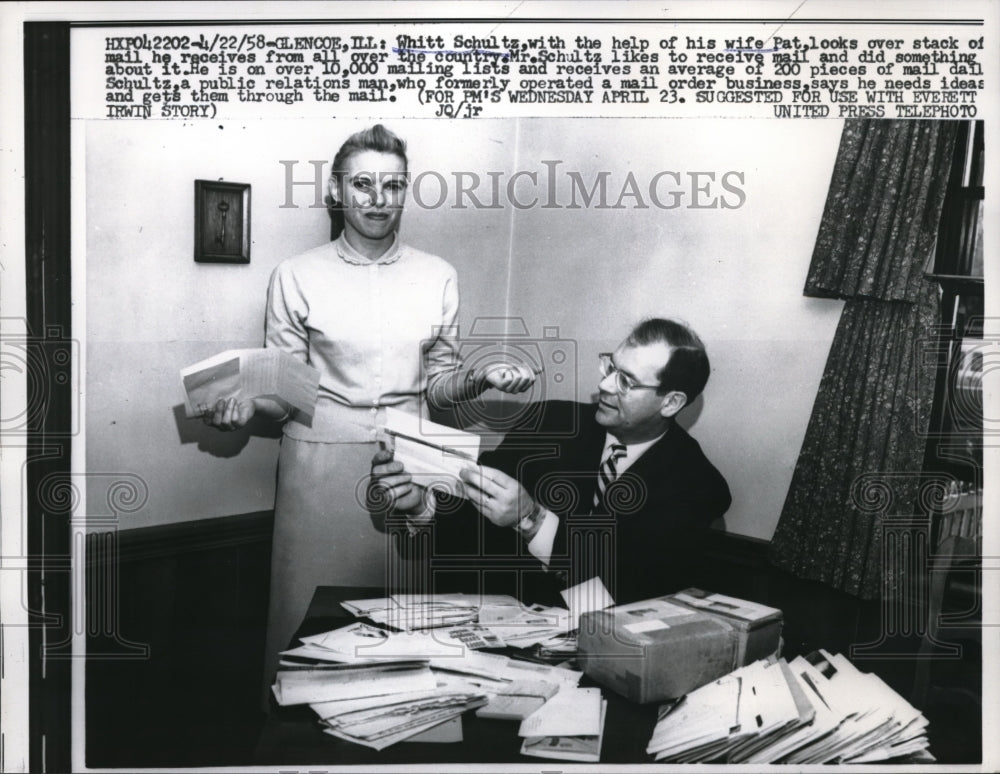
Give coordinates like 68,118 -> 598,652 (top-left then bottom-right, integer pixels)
577,589 -> 782,704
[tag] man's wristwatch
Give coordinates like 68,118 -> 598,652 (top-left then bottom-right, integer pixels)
515,499 -> 543,536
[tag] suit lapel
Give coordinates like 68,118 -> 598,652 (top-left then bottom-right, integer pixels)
580,404 -> 609,467
601,423 -> 686,517
579,407 -> 609,512
538,405 -> 605,516
623,423 -> 684,482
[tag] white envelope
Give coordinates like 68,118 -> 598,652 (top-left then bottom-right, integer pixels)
518,686 -> 602,737
384,407 -> 481,496
560,576 -> 615,627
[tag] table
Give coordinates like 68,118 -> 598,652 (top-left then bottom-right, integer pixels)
253,586 -> 661,765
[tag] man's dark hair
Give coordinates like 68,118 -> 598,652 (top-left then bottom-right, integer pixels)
626,318 -> 710,404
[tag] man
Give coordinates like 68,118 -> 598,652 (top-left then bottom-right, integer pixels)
372,318 -> 731,605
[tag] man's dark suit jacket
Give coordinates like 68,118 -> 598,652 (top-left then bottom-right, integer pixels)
418,400 -> 731,606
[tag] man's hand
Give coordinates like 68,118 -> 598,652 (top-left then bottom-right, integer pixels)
369,449 -> 426,516
459,464 -> 534,528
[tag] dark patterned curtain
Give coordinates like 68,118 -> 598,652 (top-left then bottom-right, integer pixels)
769,120 -> 959,599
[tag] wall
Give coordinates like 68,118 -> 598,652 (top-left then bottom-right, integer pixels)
86,118 -> 844,539
499,119 -> 846,539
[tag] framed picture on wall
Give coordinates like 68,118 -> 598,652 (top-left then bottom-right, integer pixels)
194,179 -> 251,263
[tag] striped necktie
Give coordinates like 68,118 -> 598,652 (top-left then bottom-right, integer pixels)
593,443 -> 627,513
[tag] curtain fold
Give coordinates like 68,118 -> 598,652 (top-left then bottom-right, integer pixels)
804,121 -> 957,302
769,283 -> 940,597
769,120 -> 959,599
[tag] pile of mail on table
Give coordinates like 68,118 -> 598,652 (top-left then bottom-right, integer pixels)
272,587 -> 610,760
646,649 -> 934,764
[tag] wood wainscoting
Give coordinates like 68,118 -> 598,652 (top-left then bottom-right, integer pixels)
85,511 -> 273,768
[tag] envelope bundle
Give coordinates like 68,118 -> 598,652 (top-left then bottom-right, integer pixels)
646,650 -> 934,764
273,584 -> 616,754
518,685 -> 608,762
180,348 -> 320,419
313,685 -> 490,750
339,592 -> 578,650
274,614 -> 586,750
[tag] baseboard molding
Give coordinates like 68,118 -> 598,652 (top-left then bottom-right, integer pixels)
97,510 -> 274,563
704,528 -> 773,565
101,512 -> 767,564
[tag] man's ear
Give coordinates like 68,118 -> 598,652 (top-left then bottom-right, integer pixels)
659,390 -> 687,419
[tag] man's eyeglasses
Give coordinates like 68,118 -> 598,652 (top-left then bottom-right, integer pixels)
598,353 -> 661,396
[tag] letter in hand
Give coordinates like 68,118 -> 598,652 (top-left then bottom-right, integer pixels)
483,363 -> 537,394
200,396 -> 256,431
459,464 -> 533,528
369,447 -> 426,517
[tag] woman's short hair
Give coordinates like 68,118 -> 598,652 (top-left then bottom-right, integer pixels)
627,318 -> 710,403
332,123 -> 408,178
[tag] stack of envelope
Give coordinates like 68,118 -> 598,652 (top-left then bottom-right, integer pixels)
273,658 -> 495,748
339,592 -> 576,646
284,621 -> 490,663
314,688 -> 490,750
275,620 -> 585,749
273,580 -> 612,753
338,579 -> 611,653
646,650 -> 934,764
518,686 -> 608,762
281,624 -> 583,689
340,594 -> 481,630
272,660 -> 436,706
475,601 -> 574,649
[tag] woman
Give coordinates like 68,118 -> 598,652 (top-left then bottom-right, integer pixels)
204,124 -> 534,689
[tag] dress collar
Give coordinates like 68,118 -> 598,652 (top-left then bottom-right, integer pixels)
333,232 -> 403,266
